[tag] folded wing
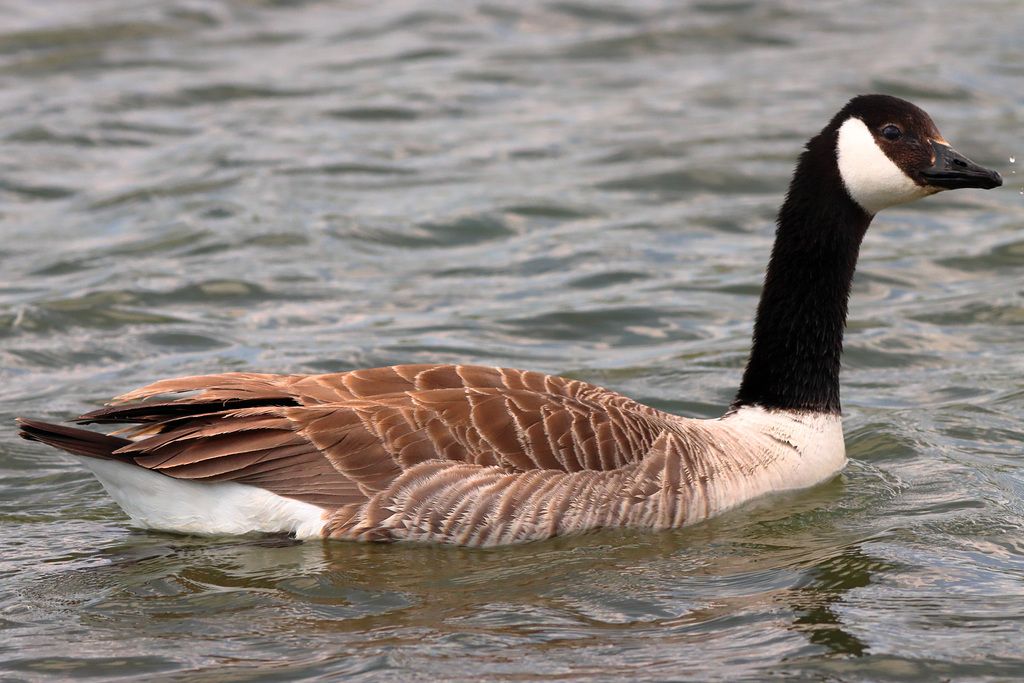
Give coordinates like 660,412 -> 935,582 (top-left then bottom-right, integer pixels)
56,364 -> 674,511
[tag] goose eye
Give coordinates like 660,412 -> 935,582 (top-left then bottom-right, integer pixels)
881,125 -> 902,141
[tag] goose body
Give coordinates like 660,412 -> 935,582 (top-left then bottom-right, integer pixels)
19,95 -> 1002,546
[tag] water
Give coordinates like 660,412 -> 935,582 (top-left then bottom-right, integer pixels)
2,1 -> 1023,680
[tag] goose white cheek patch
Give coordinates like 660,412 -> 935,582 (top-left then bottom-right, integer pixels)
836,117 -> 935,215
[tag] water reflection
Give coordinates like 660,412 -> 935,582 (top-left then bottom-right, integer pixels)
788,547 -> 899,658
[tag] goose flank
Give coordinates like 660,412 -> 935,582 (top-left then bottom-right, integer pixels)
18,95 -> 1003,546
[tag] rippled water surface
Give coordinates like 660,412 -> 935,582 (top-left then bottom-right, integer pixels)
2,1 -> 1024,681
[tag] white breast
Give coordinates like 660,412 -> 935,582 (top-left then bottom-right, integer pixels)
712,405 -> 847,504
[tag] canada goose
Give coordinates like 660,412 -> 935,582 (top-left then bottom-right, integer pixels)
19,95 -> 1002,546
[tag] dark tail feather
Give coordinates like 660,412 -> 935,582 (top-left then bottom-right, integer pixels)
17,418 -> 135,463
77,397 -> 296,425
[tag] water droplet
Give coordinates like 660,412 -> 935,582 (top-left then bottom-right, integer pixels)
1011,156 -> 1016,163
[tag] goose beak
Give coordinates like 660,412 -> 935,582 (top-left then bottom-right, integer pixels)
920,141 -> 1002,190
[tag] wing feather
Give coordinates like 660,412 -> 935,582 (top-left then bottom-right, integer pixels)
51,364 -> 674,513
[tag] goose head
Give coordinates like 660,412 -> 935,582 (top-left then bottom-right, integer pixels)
830,94 -> 1002,215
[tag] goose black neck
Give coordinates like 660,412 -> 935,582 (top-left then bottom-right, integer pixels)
732,134 -> 873,415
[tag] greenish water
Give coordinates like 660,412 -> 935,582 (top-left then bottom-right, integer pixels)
2,1 -> 1024,681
